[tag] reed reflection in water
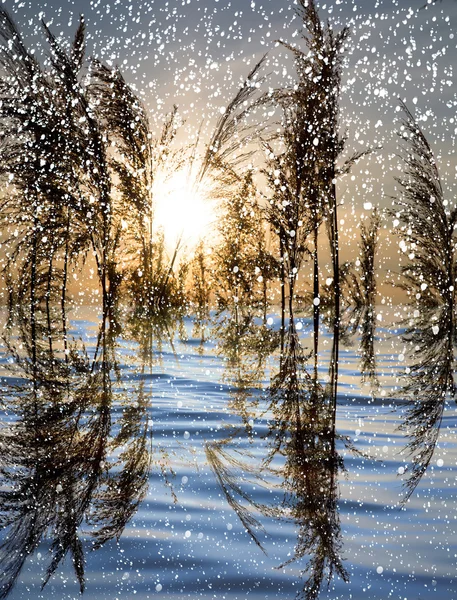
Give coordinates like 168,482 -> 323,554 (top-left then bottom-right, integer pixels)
0,297 -> 454,599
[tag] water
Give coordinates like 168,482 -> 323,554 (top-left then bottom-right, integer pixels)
0,305 -> 456,600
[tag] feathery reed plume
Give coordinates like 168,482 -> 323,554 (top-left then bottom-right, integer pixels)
198,54 -> 267,186
89,61 -> 186,311
392,101 -> 456,502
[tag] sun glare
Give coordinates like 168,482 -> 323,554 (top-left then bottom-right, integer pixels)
153,170 -> 214,249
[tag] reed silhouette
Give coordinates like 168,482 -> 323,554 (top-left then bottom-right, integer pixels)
263,0 -> 374,370
393,101 -> 455,311
335,209 -> 381,390
89,62 -> 186,312
391,102 -> 456,501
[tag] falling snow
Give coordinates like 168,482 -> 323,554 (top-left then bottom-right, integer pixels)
0,0 -> 455,599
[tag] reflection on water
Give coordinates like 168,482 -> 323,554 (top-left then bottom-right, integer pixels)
207,307 -> 358,599
0,304 -> 156,597
265,322 -> 348,599
0,297 -> 455,599
397,303 -> 455,502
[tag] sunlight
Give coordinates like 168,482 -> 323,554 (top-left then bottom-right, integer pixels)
153,170 -> 214,249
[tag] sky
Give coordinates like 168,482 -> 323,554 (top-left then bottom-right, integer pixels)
4,0 -> 456,144
1,0 -> 457,297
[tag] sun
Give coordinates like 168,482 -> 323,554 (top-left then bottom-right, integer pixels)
153,170 -> 214,249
